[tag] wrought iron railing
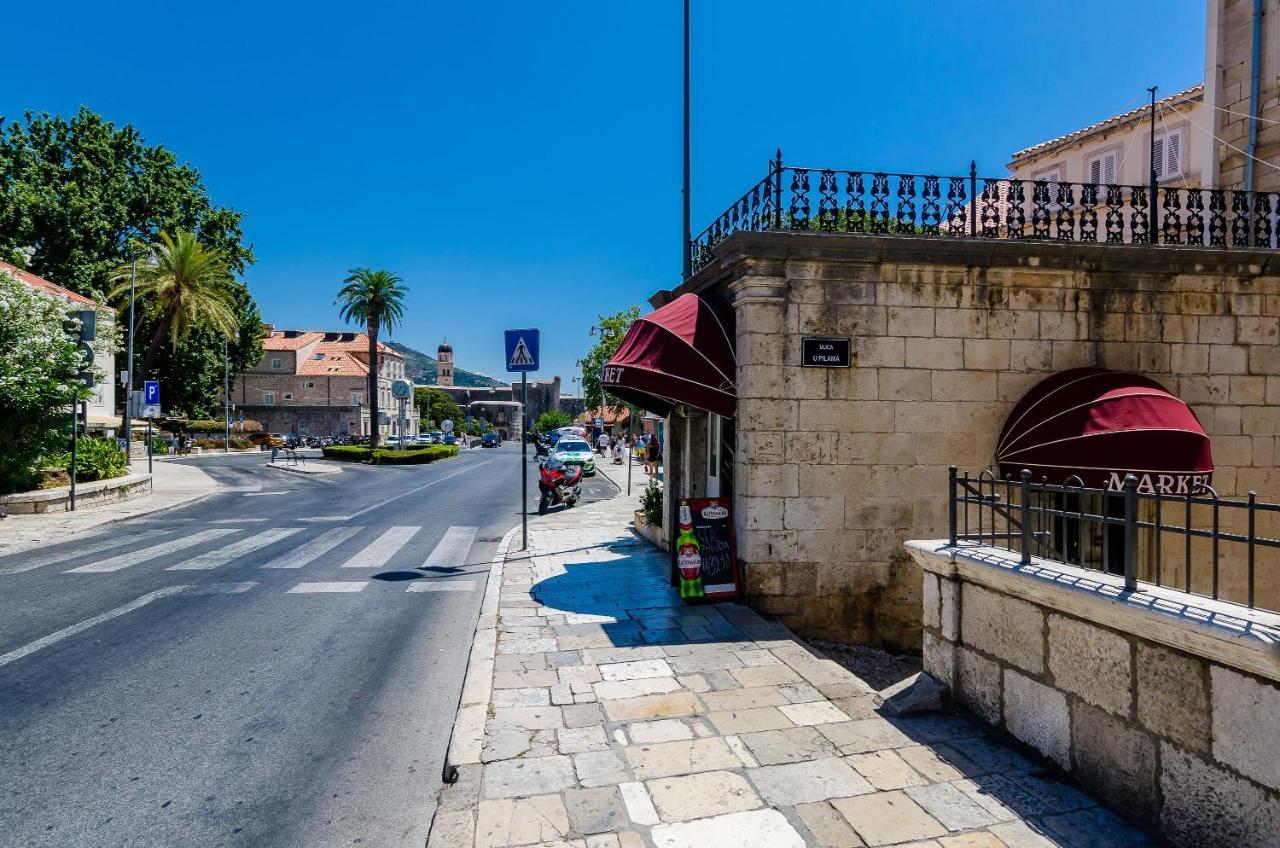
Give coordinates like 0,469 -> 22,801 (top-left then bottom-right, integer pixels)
949,467 -> 1280,614
691,151 -> 1280,272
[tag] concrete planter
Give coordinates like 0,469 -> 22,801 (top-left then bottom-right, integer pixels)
634,509 -> 668,552
0,472 -> 152,514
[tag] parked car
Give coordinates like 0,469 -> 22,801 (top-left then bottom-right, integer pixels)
442,434 -> 457,446
482,432 -> 500,448
553,438 -> 595,475
250,432 -> 284,449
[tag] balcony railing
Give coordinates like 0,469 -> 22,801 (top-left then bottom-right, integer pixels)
691,151 -> 1280,273
949,467 -> 1280,615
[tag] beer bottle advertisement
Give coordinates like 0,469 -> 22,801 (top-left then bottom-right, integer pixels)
676,501 -> 704,599
675,497 -> 740,601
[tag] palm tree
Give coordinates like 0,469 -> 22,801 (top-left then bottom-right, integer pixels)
109,230 -> 240,376
335,268 -> 407,449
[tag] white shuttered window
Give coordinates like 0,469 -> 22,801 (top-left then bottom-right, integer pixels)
1088,151 -> 1118,185
1152,129 -> 1183,180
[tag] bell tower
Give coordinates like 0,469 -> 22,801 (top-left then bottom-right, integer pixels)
437,339 -> 454,386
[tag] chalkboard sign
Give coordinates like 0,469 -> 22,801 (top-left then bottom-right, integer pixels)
677,497 -> 741,601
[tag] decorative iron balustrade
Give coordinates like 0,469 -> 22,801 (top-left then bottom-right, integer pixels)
949,467 -> 1280,615
691,151 -> 1280,272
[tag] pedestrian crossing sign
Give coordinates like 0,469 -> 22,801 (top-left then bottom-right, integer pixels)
504,328 -> 539,373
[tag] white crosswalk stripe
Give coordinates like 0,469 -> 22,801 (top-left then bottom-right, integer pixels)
422,526 -> 479,568
186,582 -> 258,594
261,526 -> 362,569
0,530 -> 171,576
165,528 -> 304,571
341,526 -> 420,568
287,581 -> 368,593
405,581 -> 477,592
65,529 -> 238,573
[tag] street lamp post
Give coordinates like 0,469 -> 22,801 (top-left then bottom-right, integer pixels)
224,335 -> 231,453
120,255 -> 137,462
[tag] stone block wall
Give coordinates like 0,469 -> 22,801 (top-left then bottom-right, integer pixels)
909,540 -> 1280,846
676,231 -> 1280,651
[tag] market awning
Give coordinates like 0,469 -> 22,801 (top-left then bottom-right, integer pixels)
601,293 -> 736,418
996,368 -> 1213,493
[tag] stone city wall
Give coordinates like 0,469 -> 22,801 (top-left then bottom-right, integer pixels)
678,231 -> 1280,651
908,540 -> 1280,847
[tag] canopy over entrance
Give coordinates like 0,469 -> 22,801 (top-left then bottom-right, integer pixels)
996,368 -> 1213,493
601,293 -> 736,418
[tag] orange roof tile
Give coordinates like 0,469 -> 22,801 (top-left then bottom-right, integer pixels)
0,260 -> 100,307
262,330 -> 325,351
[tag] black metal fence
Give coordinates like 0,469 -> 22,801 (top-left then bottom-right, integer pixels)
691,151 -> 1280,273
949,467 -> 1280,614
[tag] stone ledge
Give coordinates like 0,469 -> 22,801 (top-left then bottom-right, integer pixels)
906,540 -> 1280,685
0,472 -> 152,514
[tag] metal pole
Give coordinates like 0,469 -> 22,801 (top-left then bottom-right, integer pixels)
626,406 -> 634,496
681,0 -> 692,282
1147,85 -> 1158,244
121,257 -> 136,463
1123,473 -> 1139,592
70,404 -> 78,511
1019,469 -> 1032,564
224,335 -> 230,453
147,420 -> 153,474
968,161 -> 977,238
521,373 -> 528,550
948,465 -> 958,546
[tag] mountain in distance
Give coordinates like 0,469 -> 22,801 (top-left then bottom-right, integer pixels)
386,340 -> 507,387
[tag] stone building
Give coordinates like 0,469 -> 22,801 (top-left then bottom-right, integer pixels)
607,154 -> 1280,653
232,328 -> 415,439
435,372 -> 586,430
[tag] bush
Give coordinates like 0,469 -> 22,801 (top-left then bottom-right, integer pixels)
321,445 -> 459,465
151,435 -> 169,454
48,438 -> 129,483
640,481 -> 664,527
534,410 -> 572,434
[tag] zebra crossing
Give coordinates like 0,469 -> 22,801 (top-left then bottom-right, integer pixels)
1,523 -> 485,596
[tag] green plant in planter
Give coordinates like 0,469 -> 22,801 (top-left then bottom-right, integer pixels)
641,481 -> 664,527
50,438 -> 129,483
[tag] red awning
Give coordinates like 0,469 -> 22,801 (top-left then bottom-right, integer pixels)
996,368 -> 1213,492
601,293 -> 736,418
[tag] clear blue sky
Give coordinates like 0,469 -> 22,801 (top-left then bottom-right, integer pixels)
2,1 -> 1204,384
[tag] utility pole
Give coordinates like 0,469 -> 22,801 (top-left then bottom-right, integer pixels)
681,0 -> 692,282
120,255 -> 137,461
223,335 -> 231,453
521,373 -> 528,550
1148,85 -> 1158,244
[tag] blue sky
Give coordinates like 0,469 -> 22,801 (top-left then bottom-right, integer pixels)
2,2 -> 1204,384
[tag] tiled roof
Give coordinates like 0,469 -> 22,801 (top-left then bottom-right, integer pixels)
263,329 -> 401,357
1010,84 -> 1204,163
0,260 -> 100,307
298,345 -> 370,376
262,331 -> 325,351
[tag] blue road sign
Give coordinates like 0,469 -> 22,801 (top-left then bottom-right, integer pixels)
504,329 -> 540,373
144,380 -> 160,406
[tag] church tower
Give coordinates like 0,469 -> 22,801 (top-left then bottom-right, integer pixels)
437,339 -> 454,386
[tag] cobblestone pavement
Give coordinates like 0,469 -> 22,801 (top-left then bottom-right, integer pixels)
429,489 -> 1159,848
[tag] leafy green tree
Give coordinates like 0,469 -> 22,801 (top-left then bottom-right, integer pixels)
533,410 -> 571,434
0,271 -> 95,492
337,269 -> 408,448
414,386 -> 464,429
0,107 -> 259,416
577,306 -> 640,412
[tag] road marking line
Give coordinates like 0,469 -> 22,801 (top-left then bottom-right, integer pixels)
287,581 -> 368,593
209,518 -> 270,523
406,581 -> 477,592
0,586 -> 188,669
261,526 -> 362,569
186,582 -> 258,594
0,530 -> 171,576
65,529 -> 238,573
300,458 -> 499,522
243,491 -> 291,496
165,528 -> 304,571
423,526 -> 479,568
341,526 -> 420,569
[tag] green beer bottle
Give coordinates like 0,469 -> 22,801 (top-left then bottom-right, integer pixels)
677,501 -> 704,599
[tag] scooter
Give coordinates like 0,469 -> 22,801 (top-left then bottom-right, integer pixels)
538,458 -> 583,515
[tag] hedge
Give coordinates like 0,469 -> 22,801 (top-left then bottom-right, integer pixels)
322,445 -> 459,465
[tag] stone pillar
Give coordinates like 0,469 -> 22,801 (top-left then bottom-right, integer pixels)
728,267 -> 789,608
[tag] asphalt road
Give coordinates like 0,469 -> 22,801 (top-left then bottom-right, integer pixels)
0,443 -> 616,848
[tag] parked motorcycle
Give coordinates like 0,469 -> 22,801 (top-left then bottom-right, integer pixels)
538,458 -> 583,515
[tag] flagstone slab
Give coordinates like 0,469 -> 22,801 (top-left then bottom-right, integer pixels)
646,770 -> 762,822
476,794 -> 570,848
623,737 -> 742,779
650,808 -> 806,848
483,756 -> 577,799
746,758 -> 875,806
737,726 -> 841,766
624,718 -> 694,744
602,692 -> 703,721
706,706 -> 795,734
832,790 -> 948,846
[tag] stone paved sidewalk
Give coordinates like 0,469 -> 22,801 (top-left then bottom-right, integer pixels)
428,491 -> 1158,848
0,460 -> 218,557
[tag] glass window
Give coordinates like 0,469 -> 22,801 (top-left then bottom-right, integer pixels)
557,440 -> 590,453
270,358 -> 282,369
264,393 -> 275,406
